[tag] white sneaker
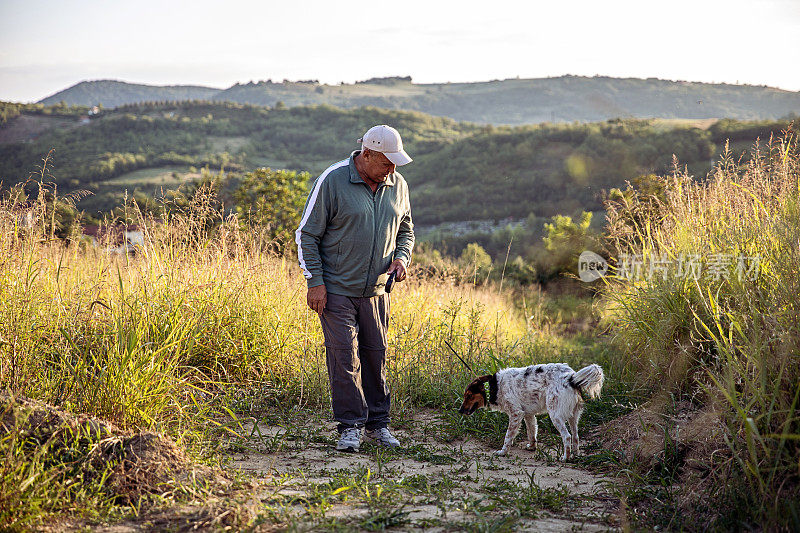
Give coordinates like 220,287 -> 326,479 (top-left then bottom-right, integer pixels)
364,427 -> 400,448
336,427 -> 362,452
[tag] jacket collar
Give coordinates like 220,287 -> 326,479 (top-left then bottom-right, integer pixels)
349,150 -> 396,187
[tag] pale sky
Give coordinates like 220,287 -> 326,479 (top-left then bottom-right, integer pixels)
1,0 -> 799,102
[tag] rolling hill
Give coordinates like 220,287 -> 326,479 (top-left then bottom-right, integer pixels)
38,76 -> 800,125
38,80 -> 220,108
2,100 -> 794,226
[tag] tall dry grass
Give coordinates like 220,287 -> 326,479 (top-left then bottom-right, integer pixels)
4,176 -> 627,530
603,130 -> 800,528
0,181 -> 531,443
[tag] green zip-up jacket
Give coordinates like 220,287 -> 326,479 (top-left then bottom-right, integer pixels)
295,151 -> 415,297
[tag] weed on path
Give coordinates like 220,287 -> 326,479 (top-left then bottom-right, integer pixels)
225,408 -> 620,531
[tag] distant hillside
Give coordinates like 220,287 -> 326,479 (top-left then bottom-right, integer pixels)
42,76 -> 800,125
2,100 -> 794,225
216,76 -> 800,124
38,80 -> 220,107
38,76 -> 800,125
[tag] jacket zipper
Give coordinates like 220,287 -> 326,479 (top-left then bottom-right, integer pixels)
362,185 -> 380,296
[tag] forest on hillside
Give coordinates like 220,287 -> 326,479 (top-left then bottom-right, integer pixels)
2,100 -> 793,226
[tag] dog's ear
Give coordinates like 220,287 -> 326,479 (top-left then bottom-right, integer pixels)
467,374 -> 493,390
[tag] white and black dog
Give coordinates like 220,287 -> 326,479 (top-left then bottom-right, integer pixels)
458,363 -> 604,460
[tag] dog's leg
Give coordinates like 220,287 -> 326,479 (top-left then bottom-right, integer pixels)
524,414 -> 538,450
569,412 -> 580,455
551,416 -> 572,461
496,412 -> 523,456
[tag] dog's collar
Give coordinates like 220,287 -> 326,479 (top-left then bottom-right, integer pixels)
488,374 -> 498,405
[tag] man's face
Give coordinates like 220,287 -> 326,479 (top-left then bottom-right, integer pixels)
361,150 -> 396,182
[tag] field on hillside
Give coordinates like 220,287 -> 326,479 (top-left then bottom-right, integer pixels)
98,166 -> 195,187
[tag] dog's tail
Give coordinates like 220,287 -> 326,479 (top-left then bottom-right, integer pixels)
568,364 -> 604,399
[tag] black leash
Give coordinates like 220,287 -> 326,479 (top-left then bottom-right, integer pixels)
385,271 -> 397,293
444,340 -> 477,377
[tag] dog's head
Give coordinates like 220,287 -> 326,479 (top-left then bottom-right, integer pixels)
458,375 -> 493,415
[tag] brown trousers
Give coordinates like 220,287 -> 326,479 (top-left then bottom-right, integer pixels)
319,293 -> 390,432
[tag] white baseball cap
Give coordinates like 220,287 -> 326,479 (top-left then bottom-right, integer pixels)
357,125 -> 413,166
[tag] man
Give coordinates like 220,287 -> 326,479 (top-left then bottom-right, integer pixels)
295,124 -> 415,452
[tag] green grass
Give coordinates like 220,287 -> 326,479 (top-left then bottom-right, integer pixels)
0,402 -> 120,529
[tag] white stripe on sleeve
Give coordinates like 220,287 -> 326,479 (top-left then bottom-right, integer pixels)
295,159 -> 349,279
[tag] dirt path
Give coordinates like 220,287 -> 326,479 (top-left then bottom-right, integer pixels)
226,410 -> 619,531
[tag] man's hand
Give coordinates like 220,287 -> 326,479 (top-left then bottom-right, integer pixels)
307,285 -> 327,315
386,259 -> 407,282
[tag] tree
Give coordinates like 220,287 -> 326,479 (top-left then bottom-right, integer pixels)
458,242 -> 492,281
541,211 -> 596,279
234,167 -> 310,252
